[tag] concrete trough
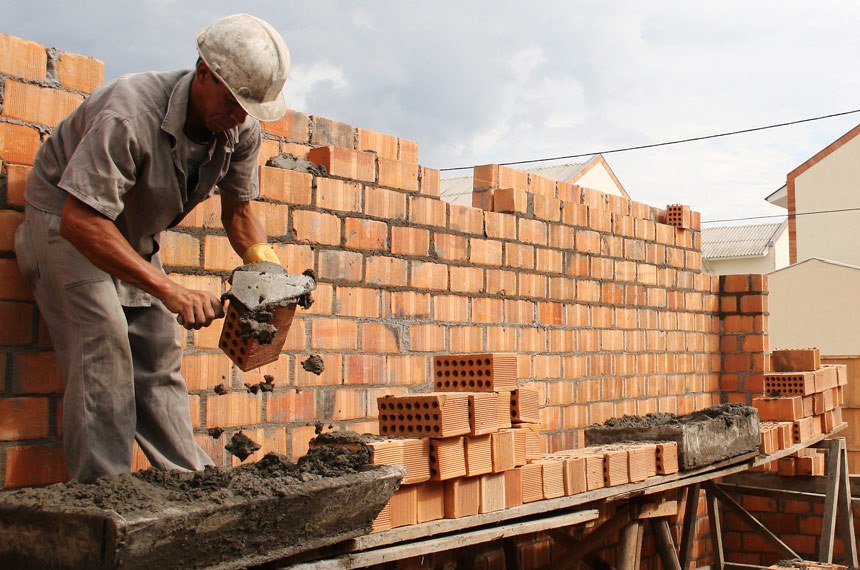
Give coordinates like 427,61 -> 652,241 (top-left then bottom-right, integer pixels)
584,404 -> 761,470
0,458 -> 402,570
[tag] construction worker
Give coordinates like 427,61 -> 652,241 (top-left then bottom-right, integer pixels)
14,14 -> 290,482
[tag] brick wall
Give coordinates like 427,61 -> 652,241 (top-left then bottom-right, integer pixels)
0,31 -> 784,567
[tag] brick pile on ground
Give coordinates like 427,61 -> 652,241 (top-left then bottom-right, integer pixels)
752,347 -> 847,476
365,353 -> 679,531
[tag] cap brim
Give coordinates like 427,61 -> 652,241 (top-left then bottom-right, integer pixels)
235,92 -> 288,122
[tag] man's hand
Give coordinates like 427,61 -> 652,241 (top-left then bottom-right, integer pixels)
161,282 -> 225,329
60,196 -> 225,329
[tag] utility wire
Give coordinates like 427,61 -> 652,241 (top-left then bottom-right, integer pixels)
703,206 -> 860,225
438,108 -> 860,172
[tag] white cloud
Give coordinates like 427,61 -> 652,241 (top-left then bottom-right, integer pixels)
283,62 -> 350,114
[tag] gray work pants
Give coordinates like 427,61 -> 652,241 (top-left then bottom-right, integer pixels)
15,205 -> 212,482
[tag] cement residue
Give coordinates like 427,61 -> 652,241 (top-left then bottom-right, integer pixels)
302,355 -> 325,375
266,152 -> 328,176
600,403 -> 755,429
0,449 -> 372,516
225,431 -> 261,461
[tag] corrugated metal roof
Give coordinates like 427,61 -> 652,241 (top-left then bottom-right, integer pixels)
701,222 -> 786,259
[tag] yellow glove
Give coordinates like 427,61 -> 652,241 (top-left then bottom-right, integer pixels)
242,243 -> 280,265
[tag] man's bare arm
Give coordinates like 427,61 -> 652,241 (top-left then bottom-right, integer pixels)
60,195 -> 223,328
220,195 -> 271,261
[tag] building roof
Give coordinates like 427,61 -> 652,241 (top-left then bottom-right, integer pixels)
701,221 -> 787,259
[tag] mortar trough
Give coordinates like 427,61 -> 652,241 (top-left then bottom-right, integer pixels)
584,403 -> 761,470
0,452 -> 402,570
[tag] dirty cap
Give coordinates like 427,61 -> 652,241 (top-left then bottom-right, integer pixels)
196,13 -> 290,122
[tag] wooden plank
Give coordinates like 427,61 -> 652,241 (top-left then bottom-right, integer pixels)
281,509 -> 598,570
650,518 -> 682,570
544,505 -> 636,569
707,486 -> 725,570
679,483 -> 700,570
618,522 -> 643,570
353,445 -> 763,552
818,438 -> 841,562
705,482 -> 798,560
835,439 -> 859,569
639,500 -> 678,519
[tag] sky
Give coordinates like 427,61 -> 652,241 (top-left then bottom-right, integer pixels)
5,1 -> 860,226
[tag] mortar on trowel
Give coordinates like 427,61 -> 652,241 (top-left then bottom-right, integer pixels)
219,262 -> 315,371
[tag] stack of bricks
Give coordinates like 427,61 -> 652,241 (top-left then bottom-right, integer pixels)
369,352 -> 682,531
371,353 -> 546,530
752,348 -> 847,475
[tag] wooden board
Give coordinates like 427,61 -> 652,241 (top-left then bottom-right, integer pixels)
281,509 -> 599,570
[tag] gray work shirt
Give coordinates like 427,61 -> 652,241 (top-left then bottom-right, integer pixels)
25,69 -> 261,306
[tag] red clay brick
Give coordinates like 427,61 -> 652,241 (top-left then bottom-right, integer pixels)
449,326 -> 484,353
0,258 -> 33,301
344,354 -> 386,385
469,238 -> 504,267
378,157 -> 419,192
722,275 -> 750,293
432,232 -> 468,262
493,188 -> 528,214
450,266 -> 484,294
181,353 -> 231,391
365,256 -> 408,287
257,139 -> 281,167
362,325 -> 405,364
434,294 -> 470,322
262,109 -> 311,141
386,290 -> 431,318
55,50 -> 104,93
391,226 -> 430,256
420,167 -> 440,197
0,397 -> 50,440
4,444 -> 67,488
259,166 -> 312,204
410,260 -> 448,290
159,231 -> 200,267
315,177 -> 362,212
201,235 -> 241,270
311,318 -> 359,350
334,286 -> 379,318
0,34 -> 47,81
1,80 -> 84,128
409,323 -> 446,352
11,352 -> 62,394
364,185 -> 407,221
409,195 -> 447,227
0,301 -> 33,345
317,249 -> 363,282
355,128 -> 397,160
307,146 -> 374,182
343,217 -> 387,251
398,138 -> 419,164
310,116 -> 354,148
0,123 -> 41,166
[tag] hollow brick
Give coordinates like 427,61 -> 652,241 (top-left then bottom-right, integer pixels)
444,476 -> 480,518
307,146 -> 374,182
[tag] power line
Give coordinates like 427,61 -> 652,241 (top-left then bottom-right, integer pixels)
438,108 -> 860,172
703,206 -> 860,225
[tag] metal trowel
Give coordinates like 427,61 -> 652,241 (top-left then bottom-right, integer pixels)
219,262 -> 316,371
223,261 -> 316,312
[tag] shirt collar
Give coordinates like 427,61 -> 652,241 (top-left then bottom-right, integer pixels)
161,70 -> 237,149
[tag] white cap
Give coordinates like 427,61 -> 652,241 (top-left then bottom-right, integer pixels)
197,14 -> 290,121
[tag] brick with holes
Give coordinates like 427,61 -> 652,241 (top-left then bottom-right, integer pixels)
219,303 -> 296,371
469,392 -> 500,435
433,353 -> 518,392
510,387 -> 540,424
377,393 -> 470,438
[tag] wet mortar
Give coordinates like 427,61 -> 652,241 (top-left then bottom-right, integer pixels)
0,443 -> 374,516
302,355 -> 325,375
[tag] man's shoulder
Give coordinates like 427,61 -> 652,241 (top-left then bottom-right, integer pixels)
86,70 -> 192,121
